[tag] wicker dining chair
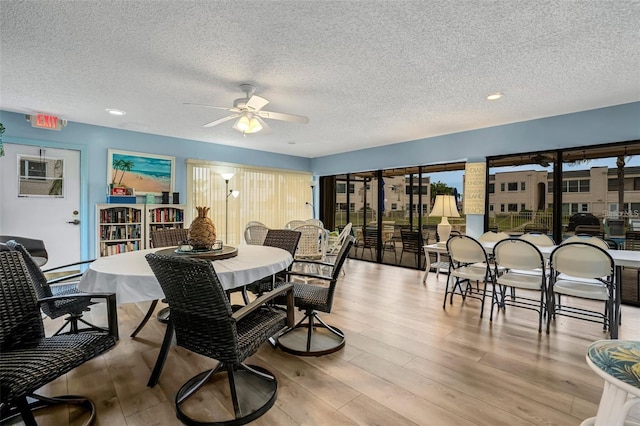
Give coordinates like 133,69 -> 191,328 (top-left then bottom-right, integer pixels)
131,228 -> 189,337
243,224 -> 270,245
5,240 -> 104,336
0,250 -> 118,425
273,236 -> 355,356
246,229 -> 301,296
145,253 -> 294,425
0,235 -> 48,266
149,228 -> 188,248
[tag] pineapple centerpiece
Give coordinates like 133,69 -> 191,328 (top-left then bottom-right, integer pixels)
188,206 -> 216,250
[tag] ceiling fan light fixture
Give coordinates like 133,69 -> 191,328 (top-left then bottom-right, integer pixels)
234,114 -> 251,132
246,117 -> 262,133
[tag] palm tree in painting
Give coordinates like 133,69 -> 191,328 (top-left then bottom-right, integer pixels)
111,159 -> 125,184
117,160 -> 135,185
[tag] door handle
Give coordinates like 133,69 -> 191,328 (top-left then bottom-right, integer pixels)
67,219 -> 81,225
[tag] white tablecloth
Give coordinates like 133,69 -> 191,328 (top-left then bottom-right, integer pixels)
78,245 -> 293,304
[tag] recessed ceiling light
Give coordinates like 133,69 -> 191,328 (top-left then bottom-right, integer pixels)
106,108 -> 126,116
486,93 -> 503,101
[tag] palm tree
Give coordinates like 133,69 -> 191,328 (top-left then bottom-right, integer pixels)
111,159 -> 125,184
117,160 -> 135,185
617,155 -> 628,216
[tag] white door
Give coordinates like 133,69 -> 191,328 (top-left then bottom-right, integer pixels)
0,143 -> 81,268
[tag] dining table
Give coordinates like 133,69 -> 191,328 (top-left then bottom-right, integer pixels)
78,244 -> 293,386
423,239 -> 640,339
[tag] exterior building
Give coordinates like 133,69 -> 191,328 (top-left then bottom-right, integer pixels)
336,175 -> 432,221
488,165 -> 640,220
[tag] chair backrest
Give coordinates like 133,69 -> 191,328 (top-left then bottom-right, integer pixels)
446,234 -> 489,264
150,228 -> 189,248
145,253 -> 239,362
305,218 -> 324,228
625,231 -> 640,251
574,225 -> 604,238
550,242 -> 614,281
493,238 -> 545,272
362,227 -> 379,248
5,240 -> 52,301
294,224 -> 328,257
337,223 -> 354,236
0,251 -> 45,351
328,223 -> 352,254
478,231 -> 510,243
284,220 -> 305,230
400,228 -> 423,253
263,229 -> 301,257
519,232 -> 555,246
244,224 -> 270,245
562,235 -> 609,250
523,223 -> 549,234
0,235 -> 48,266
245,220 -> 266,228
324,236 -> 355,309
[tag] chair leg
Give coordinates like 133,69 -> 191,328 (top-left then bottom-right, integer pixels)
175,363 -> 277,425
3,394 -> 96,426
131,299 -> 159,338
276,309 -> 345,356
147,321 -> 175,387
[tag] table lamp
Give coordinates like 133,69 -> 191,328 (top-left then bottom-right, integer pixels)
429,194 -> 460,246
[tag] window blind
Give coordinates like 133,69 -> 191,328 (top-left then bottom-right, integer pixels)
187,160 -> 313,245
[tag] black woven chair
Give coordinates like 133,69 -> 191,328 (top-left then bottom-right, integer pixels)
145,253 -> 295,425
0,235 -> 48,266
0,250 -> 118,426
132,228 -> 189,336
246,229 -> 301,296
399,228 -> 424,269
6,240 -> 103,336
274,236 -> 355,356
149,228 -> 189,248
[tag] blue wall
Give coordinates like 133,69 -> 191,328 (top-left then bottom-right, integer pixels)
2,102 -> 639,257
0,110 -> 311,258
311,102 -> 640,175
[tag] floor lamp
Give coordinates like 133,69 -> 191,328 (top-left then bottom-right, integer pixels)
220,173 -> 239,244
309,178 -> 317,218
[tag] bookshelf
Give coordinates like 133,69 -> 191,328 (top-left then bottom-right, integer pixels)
96,204 -> 144,257
145,204 -> 186,248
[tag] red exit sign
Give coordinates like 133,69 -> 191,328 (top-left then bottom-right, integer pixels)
27,114 -> 67,130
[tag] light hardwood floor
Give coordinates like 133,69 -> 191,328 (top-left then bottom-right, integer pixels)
22,259 -> 640,425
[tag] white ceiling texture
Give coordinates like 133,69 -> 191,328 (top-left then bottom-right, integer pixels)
1,1 -> 639,158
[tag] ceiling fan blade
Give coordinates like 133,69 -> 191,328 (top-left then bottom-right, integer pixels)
257,110 -> 309,124
202,114 -> 240,128
184,102 -> 238,112
246,95 -> 269,111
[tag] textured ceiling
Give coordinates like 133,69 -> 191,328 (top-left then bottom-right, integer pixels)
1,1 -> 639,158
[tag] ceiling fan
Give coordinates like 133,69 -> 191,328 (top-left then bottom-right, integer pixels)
185,84 -> 309,135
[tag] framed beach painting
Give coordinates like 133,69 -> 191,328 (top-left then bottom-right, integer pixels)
107,149 -> 174,195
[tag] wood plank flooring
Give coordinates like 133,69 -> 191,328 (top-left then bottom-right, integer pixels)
19,259 -> 640,425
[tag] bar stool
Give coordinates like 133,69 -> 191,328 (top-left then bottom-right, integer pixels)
581,340 -> 640,426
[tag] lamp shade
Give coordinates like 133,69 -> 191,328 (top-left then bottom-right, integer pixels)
429,195 -> 460,218
245,117 -> 262,134
234,114 -> 251,132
